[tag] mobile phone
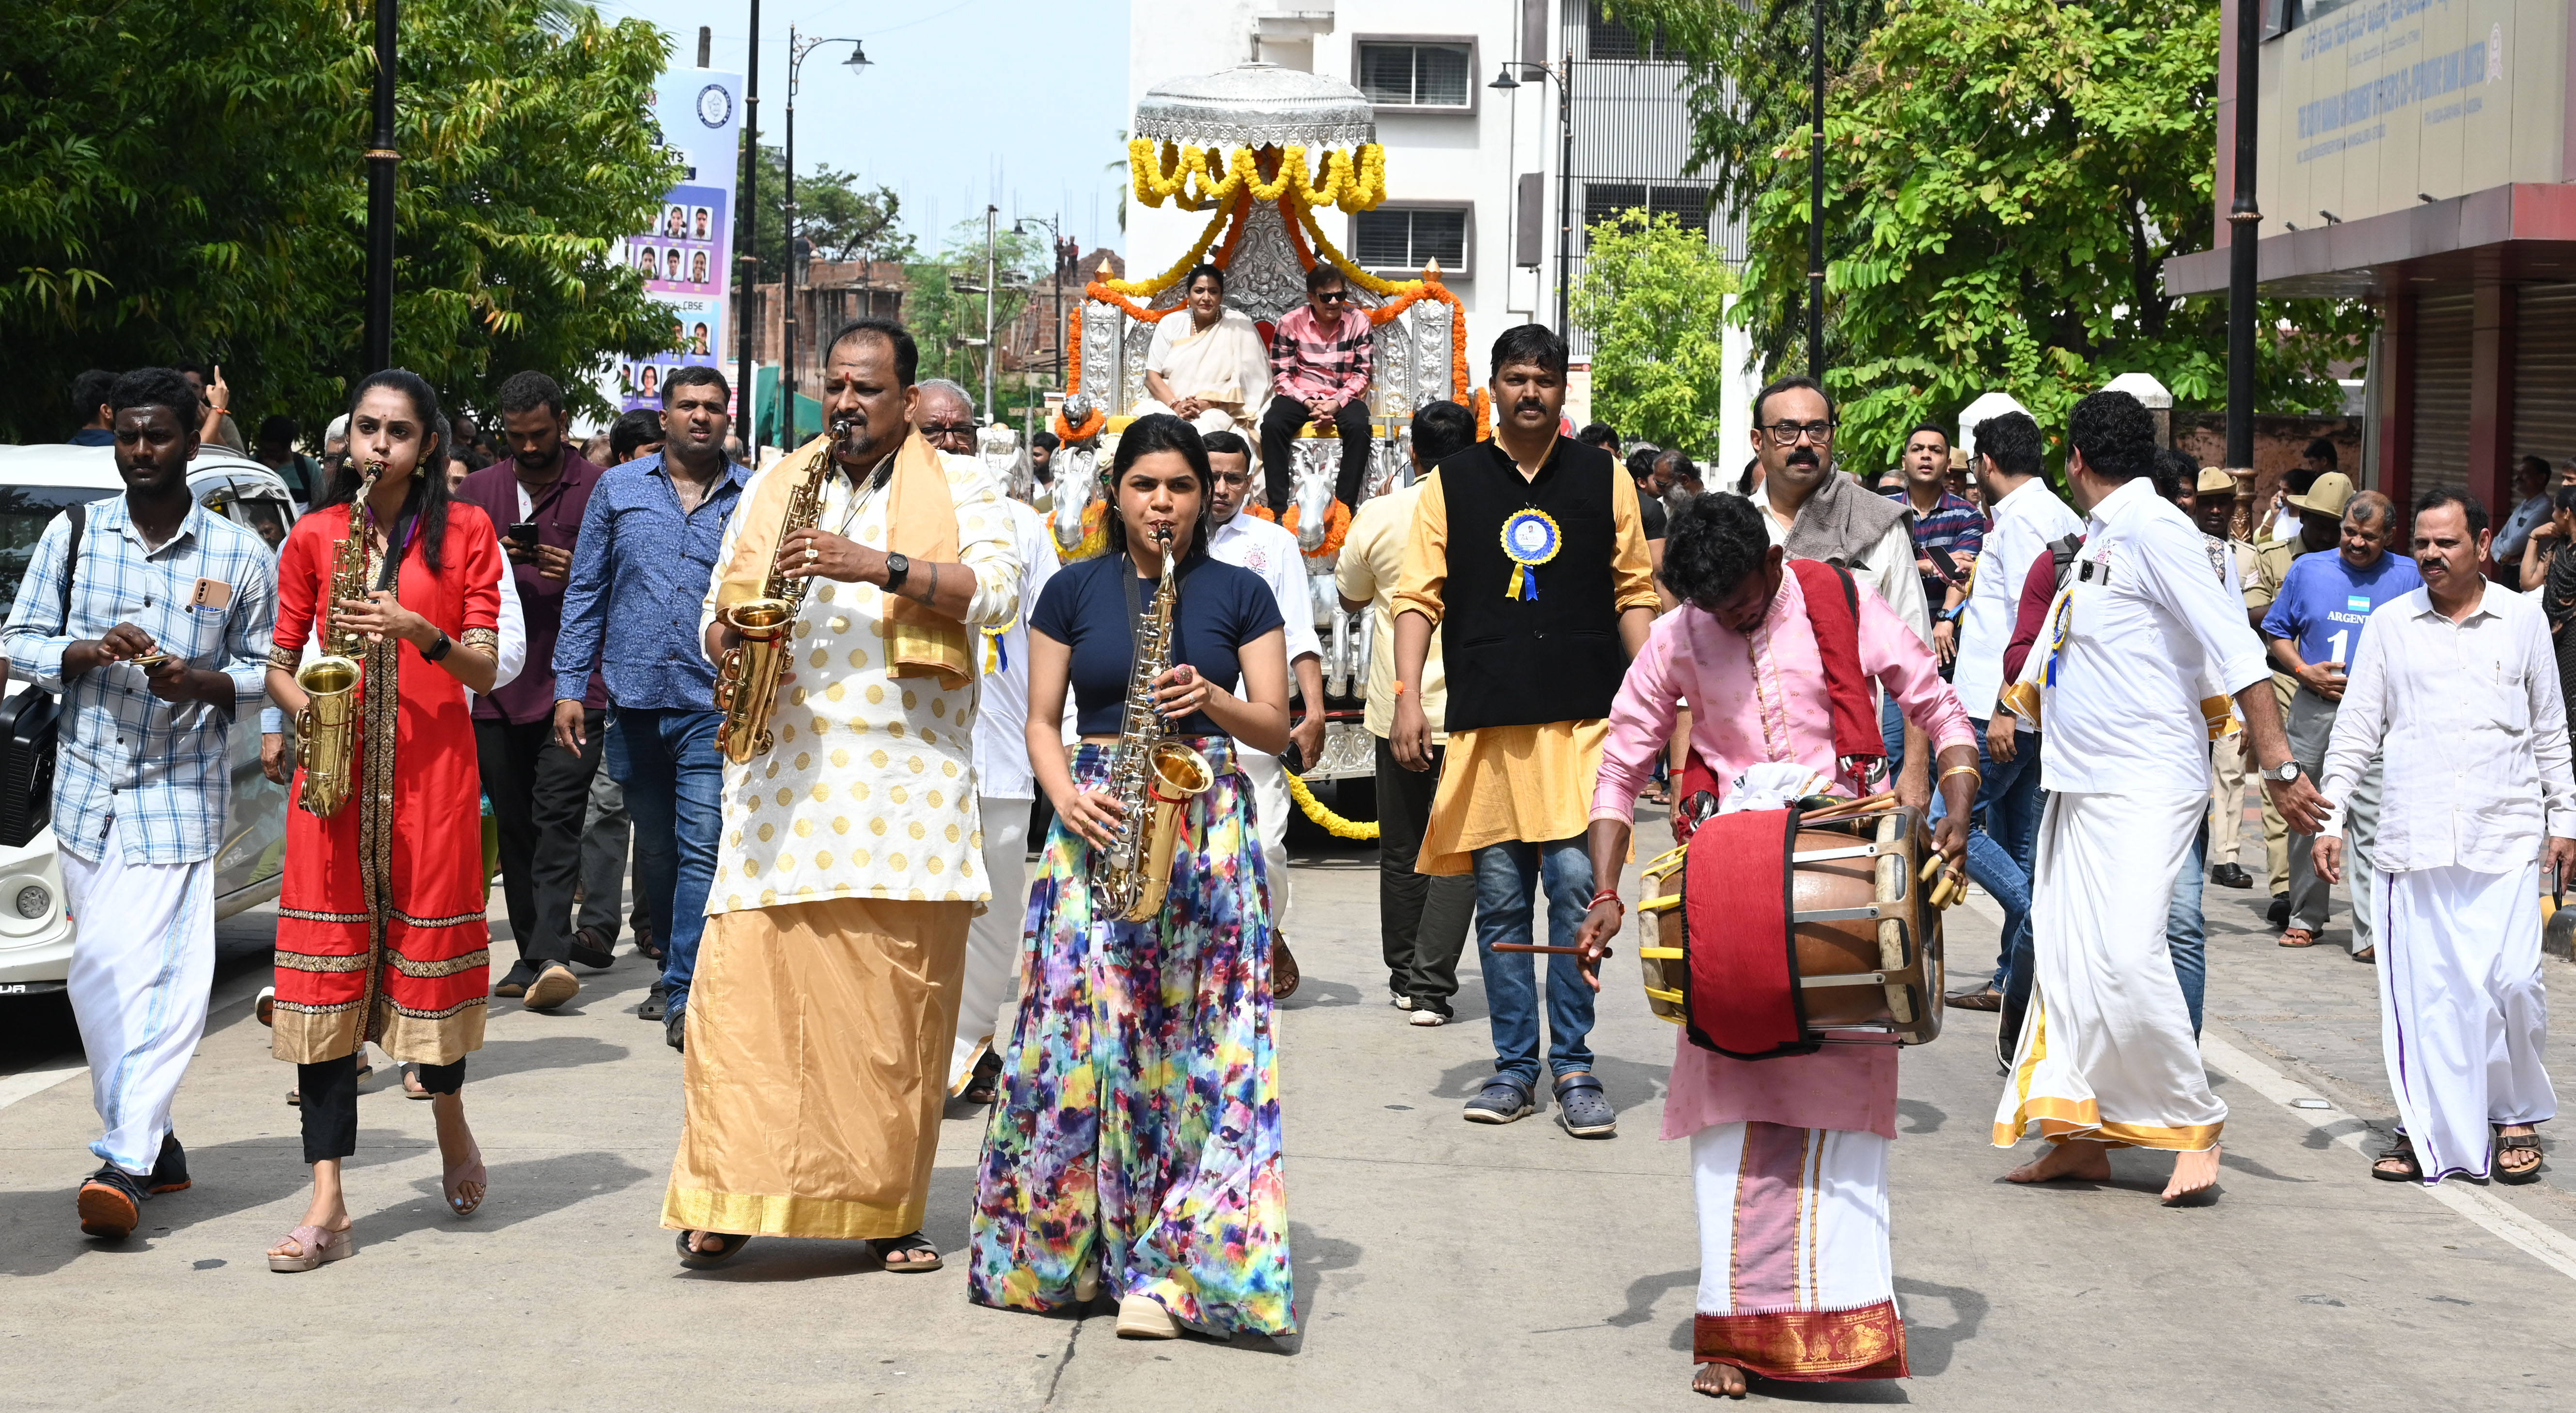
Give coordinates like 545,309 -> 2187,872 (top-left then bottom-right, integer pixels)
506,521 -> 540,547
1926,545 -> 1962,583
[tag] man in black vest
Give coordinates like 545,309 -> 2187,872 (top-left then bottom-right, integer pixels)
1391,324 -> 1660,1137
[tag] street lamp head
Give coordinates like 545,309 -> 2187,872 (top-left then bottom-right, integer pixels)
1488,64 -> 1521,90
844,40 -> 871,69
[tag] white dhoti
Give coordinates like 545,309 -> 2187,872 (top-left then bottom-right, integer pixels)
1692,1122 -> 1908,1380
63,819 -> 214,1177
1237,747 -> 1292,933
1130,399 -> 1251,439
1996,787 -> 2227,1151
2377,862 -> 2558,1181
949,795 -> 1031,1092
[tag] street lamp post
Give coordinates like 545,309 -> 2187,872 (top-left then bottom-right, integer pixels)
1488,60 -> 1571,335
1012,213 -> 1072,400
1807,0 -> 1826,379
2226,0 -> 2262,468
361,0 -> 398,373
736,0 -> 760,453
780,29 -> 870,446
983,204 -> 998,421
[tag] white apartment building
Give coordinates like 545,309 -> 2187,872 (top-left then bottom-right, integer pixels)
1125,1 -> 1756,442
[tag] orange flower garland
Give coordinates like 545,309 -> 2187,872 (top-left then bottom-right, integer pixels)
1282,496 -> 1352,560
1053,399 -> 1106,443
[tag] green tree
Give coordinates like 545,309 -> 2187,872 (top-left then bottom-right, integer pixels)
746,144 -> 913,282
0,0 -> 683,441
903,217 -> 1047,419
1568,209 -> 1740,452
1608,0 -> 2371,472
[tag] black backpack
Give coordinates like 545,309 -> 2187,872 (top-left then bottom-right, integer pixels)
0,503 -> 88,848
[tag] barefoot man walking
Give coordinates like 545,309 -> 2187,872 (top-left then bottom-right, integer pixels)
1991,391 -> 2322,1202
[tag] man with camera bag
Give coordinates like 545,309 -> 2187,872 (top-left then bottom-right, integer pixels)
1,368 -> 278,1239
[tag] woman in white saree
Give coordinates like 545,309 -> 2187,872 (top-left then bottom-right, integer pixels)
1135,264 -> 1272,437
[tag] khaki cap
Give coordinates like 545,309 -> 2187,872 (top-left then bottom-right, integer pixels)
2195,466 -> 2237,495
2288,471 -> 2356,517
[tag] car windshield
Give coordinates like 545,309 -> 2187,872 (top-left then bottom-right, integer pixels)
0,485 -> 108,619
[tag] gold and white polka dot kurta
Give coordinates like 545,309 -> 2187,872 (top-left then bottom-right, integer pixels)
699,450 -> 1020,916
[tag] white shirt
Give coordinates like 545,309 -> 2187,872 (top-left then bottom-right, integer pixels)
1950,476 -> 2083,720
2037,477 -> 2269,796
971,499 -> 1060,801
1757,500 -> 1931,646
2319,583 -> 2576,869
1207,512 -> 1323,664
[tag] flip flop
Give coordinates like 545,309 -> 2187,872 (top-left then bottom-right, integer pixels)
676,1229 -> 752,1268
267,1223 -> 357,1273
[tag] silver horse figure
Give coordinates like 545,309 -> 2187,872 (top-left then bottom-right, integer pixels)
1050,392 -> 1107,559
977,423 -> 1035,503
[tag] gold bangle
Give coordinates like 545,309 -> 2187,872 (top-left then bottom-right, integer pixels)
1939,765 -> 1982,785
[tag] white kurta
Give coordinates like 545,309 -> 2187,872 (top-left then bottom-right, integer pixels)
699,449 -> 1020,916
1209,511 -> 1321,932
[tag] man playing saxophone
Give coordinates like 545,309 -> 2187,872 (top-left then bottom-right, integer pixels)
664,318 -> 1021,1273
967,413 -> 1297,1342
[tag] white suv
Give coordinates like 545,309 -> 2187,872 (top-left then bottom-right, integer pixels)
0,443 -> 301,997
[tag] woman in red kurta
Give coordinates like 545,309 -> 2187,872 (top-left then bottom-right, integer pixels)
263,371 -> 505,1272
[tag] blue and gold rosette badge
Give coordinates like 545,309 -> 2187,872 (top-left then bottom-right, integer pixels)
981,610 -> 1017,676
1500,508 -> 1561,600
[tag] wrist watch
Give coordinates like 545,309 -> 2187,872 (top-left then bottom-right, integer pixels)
882,552 -> 911,593
2266,759 -> 2303,783
422,629 -> 453,664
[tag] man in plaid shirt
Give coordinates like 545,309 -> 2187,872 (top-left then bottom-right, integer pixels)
1,368 -> 277,1240
1257,263 -> 1376,516
1884,422 -> 1985,667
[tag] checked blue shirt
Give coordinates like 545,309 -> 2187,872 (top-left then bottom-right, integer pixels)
553,453 -> 752,710
1,496 -> 279,865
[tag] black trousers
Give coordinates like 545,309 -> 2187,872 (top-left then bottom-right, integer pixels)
475,710 -> 604,969
1258,395 -> 1374,515
299,1053 -> 462,1163
1376,735 -> 1476,1015
577,770 -> 651,945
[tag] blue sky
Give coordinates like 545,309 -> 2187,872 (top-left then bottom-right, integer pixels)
588,0 -> 1132,258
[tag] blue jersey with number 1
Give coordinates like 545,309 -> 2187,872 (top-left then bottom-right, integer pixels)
2259,549 -> 2422,674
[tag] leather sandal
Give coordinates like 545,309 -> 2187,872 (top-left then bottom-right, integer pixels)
2278,928 -> 2320,948
568,926 -> 616,970
2496,1129 -> 2546,1185
871,1232 -> 943,1272
2371,1134 -> 2421,1182
1271,933 -> 1301,1002
443,1149 -> 488,1217
675,1230 -> 752,1268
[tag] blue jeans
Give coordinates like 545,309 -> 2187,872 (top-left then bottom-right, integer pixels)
1932,718 -> 2043,988
2167,818 -> 2208,1036
606,707 -> 723,1015
1880,691 -> 1906,776
1472,837 -> 1596,1089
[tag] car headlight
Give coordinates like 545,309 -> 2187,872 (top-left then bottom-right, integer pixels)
15,884 -> 48,920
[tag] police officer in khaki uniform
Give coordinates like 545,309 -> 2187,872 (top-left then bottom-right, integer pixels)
2246,471 -> 2354,926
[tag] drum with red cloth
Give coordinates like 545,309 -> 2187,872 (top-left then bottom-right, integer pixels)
1638,804 -> 1943,1059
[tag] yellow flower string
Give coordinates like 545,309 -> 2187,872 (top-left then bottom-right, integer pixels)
1130,140 -> 1386,215
1286,769 -> 1379,841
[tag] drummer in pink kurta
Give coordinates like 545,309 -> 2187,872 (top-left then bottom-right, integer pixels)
1573,492 -> 1977,1399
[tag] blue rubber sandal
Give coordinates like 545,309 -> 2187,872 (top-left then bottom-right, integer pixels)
1553,1072 -> 1618,1139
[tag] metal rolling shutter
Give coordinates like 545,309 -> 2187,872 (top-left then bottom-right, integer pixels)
2409,291 -> 2475,499
2514,283 -> 2576,472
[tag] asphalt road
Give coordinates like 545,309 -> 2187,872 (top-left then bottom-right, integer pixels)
1,803 -> 2571,1410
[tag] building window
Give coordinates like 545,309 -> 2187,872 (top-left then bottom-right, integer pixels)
1355,207 -> 1469,273
1585,6 -> 1674,62
1357,41 -> 1472,109
1581,182 -> 1711,245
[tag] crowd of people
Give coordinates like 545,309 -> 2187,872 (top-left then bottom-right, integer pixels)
23,294 -> 2566,1397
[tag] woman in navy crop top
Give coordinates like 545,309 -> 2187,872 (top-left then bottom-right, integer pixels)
968,414 -> 1296,1339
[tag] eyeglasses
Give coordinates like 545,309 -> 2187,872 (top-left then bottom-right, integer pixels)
920,424 -> 976,440
1760,421 -> 1837,445
1316,290 -> 1353,305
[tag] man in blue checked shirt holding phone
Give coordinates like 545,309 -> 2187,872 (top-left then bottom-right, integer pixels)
0,368 -> 277,1240
2261,483 -> 2419,957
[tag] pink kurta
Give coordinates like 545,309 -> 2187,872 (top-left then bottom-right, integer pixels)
1593,567 -> 1976,1141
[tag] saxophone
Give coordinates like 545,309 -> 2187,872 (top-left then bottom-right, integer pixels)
1093,529 -> 1215,922
714,441 -> 830,764
294,461 -> 377,818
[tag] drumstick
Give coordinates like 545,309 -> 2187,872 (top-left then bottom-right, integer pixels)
1802,790 -> 1896,822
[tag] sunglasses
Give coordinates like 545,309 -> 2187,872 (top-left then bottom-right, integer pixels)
1316,290 -> 1353,305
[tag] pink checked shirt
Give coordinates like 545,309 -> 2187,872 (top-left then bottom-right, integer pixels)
1267,304 -> 1372,406
1592,566 -> 1975,1140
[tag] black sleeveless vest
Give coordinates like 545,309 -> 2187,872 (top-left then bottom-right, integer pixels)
1433,437 -> 1629,732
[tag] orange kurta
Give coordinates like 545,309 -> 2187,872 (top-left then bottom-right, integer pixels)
269,502 -> 503,1067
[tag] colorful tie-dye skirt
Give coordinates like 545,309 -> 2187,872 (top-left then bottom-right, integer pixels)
967,738 -> 1293,1337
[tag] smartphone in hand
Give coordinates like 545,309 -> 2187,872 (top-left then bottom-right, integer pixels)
506,521 -> 540,549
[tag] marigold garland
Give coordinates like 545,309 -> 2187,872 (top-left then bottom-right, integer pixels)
1129,140 -> 1387,215
1281,496 -> 1351,559
1052,400 -> 1106,443
1287,769 -> 1379,841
